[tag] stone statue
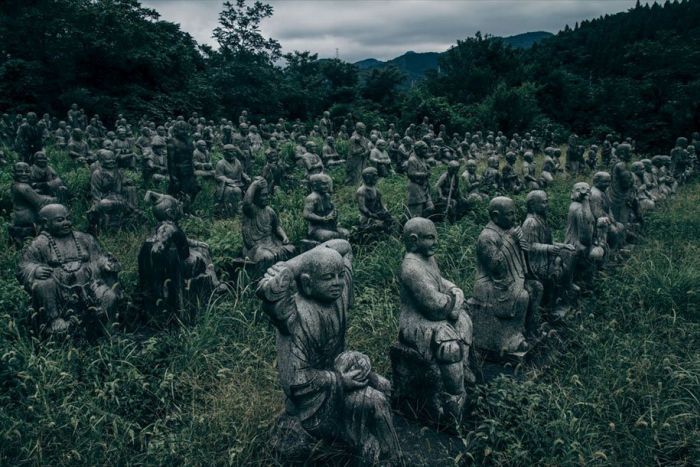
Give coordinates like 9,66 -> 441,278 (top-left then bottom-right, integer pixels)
469,197 -> 543,354
501,152 -> 523,194
242,178 -> 295,272
392,217 -> 474,424
67,129 -> 92,163
406,141 -> 434,218
138,191 -> 222,324
193,139 -> 215,178
346,122 -> 370,185
17,204 -> 123,337
9,162 -> 57,246
215,144 -> 250,217
608,143 -> 639,229
631,161 -> 655,214
15,112 -> 43,163
522,151 -> 540,190
435,161 -> 469,222
565,182 -> 606,287
301,141 -> 324,177
303,173 -> 349,244
88,149 -> 140,232
30,151 -> 67,198
590,172 -> 626,251
521,190 -> 577,319
321,136 -> 344,167
167,120 -> 201,206
461,159 -> 488,203
355,167 -> 396,236
481,156 -> 502,196
369,139 -> 393,177
143,133 -> 168,185
257,240 -> 400,464
113,127 -> 136,169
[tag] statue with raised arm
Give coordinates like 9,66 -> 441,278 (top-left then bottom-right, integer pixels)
17,204 -> 122,337
9,162 -> 56,246
392,217 -> 474,424
257,240 -> 400,464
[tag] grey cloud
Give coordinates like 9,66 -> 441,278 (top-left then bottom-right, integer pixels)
143,0 -> 645,62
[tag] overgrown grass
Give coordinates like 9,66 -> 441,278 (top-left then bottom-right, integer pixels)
0,145 -> 697,465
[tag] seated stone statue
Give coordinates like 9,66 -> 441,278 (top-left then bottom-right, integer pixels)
321,136 -> 344,167
303,173 -> 349,245
215,144 -> 251,217
392,217 -> 474,424
501,152 -> 523,194
17,204 -> 123,337
300,141 -> 324,177
113,127 -> 136,169
67,129 -> 93,164
138,191 -> 223,325
406,141 -> 434,218
521,190 -> 577,319
192,139 -> 215,178
9,162 -> 56,246
631,161 -> 655,214
88,149 -> 140,232
481,156 -> 502,196
262,147 -> 285,194
522,151 -> 540,190
30,151 -> 67,198
469,197 -> 543,355
355,167 -> 396,236
242,178 -> 295,272
256,240 -> 400,464
461,159 -> 488,203
435,161 -> 469,223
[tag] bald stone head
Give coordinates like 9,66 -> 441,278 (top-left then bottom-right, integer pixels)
39,204 -> 72,237
403,217 -> 438,257
489,196 -> 516,229
592,171 -> 611,190
526,190 -> 548,215
299,247 -> 346,303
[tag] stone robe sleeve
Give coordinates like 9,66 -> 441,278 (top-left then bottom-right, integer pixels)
400,256 -> 455,321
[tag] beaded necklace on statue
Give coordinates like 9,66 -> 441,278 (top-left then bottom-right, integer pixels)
43,231 -> 84,272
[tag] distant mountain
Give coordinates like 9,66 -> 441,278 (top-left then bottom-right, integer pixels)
355,31 -> 554,84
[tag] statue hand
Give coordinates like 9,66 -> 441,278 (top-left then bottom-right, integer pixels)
340,368 -> 369,391
34,266 -> 53,280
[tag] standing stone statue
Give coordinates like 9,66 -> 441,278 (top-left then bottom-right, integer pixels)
521,191 -> 577,319
406,141 -> 434,218
256,240 -> 400,464
355,167 -> 396,236
469,197 -> 543,354
242,178 -> 295,272
609,143 -> 639,230
346,122 -> 370,185
138,191 -> 222,325
215,144 -> 250,217
262,146 -> 285,194
565,182 -> 606,288
17,204 -> 123,337
303,173 -> 349,243
522,151 -> 540,190
369,139 -> 393,177
391,218 -> 474,425
9,162 -> 57,246
167,120 -> 201,206
192,140 -> 215,178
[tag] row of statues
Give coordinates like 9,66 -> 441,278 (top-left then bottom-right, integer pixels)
5,105 -> 697,464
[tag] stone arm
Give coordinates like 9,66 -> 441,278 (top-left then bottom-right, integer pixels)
271,210 -> 290,244
400,259 -> 458,321
17,237 -> 49,286
406,158 -> 428,182
476,231 -> 507,280
215,162 -> 236,186
356,188 -> 377,219
521,218 -> 556,255
152,222 -> 190,260
303,195 -> 334,223
90,171 -> 108,202
349,136 -> 367,157
15,183 -> 55,211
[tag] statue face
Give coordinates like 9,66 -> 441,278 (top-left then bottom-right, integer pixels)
594,177 -> 610,190
101,155 -> 117,169
305,255 -> 345,303
493,202 -> 516,229
363,172 -> 378,186
224,150 -> 235,161
45,208 -> 72,237
414,226 -> 438,257
531,195 -> 548,215
13,163 -> 31,183
255,186 -> 270,207
34,153 -> 48,167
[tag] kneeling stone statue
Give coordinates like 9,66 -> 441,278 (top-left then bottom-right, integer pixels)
257,240 -> 400,464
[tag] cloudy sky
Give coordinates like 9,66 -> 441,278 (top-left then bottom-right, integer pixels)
142,0 -> 646,62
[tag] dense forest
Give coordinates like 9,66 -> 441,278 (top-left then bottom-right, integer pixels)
1,0 -> 698,151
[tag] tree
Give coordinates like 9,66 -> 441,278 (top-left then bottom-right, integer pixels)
212,0 -> 281,64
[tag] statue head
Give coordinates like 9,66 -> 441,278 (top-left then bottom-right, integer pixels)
361,167 -> 378,186
269,137 -> 278,148
505,152 -> 516,165
641,159 -> 652,171
413,141 -> 428,157
58,121 -> 67,129
117,127 -> 127,139
299,247 -> 346,303
571,182 -> 591,202
248,178 -> 270,208
27,112 -> 37,124
487,156 -> 500,169
310,173 -> 333,194
355,122 -> 366,135
13,162 -> 31,183
223,144 -> 237,161
72,128 -> 83,140
145,191 -> 182,222
526,190 -> 548,216
98,149 -> 117,169
196,140 -> 207,150
32,151 -> 48,167
376,139 -> 387,150
616,143 -> 632,161
447,160 -> 460,174
39,204 -> 72,237
305,141 -> 317,153
676,136 -> 688,148
171,120 -> 189,138
631,161 -> 644,175
524,151 -> 534,162
489,197 -> 516,230
403,217 -> 438,257
323,110 -> 330,118
402,136 -> 412,146
325,136 -> 334,145
466,159 -> 477,172
592,171 -> 611,190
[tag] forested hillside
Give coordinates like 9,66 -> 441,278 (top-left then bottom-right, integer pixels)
0,0 -> 697,149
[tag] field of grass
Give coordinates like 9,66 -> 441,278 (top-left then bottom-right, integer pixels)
0,144 -> 697,465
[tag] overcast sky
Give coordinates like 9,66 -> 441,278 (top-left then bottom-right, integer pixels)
142,0 -> 646,62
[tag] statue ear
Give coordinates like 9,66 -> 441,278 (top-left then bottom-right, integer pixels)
299,273 -> 312,296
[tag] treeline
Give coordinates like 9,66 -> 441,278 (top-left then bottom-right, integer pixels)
1,0 -> 698,151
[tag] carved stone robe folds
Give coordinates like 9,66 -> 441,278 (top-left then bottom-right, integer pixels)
470,221 -> 542,353
242,203 -> 294,265
257,245 -> 399,457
